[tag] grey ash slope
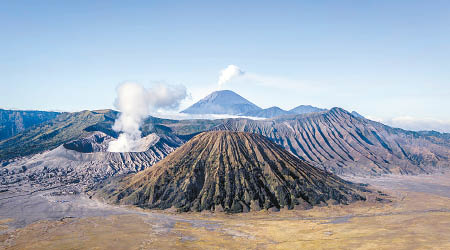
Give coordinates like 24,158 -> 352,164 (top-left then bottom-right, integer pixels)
0,109 -> 199,161
1,131 -> 186,192
213,108 -> 450,176
0,110 -> 198,192
97,131 -> 371,213
181,90 -> 261,115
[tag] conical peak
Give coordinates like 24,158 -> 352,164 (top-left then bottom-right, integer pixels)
99,131 -> 370,213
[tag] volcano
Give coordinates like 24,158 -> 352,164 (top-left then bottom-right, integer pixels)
181,90 -> 261,115
98,131 -> 370,213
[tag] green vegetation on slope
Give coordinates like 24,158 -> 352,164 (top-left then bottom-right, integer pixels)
0,110 -> 117,160
0,109 -> 220,161
0,109 -> 60,140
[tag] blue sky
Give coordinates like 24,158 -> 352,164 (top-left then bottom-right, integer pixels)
1,1 -> 449,131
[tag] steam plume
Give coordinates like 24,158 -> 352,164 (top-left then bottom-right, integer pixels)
217,65 -> 244,89
108,82 -> 186,152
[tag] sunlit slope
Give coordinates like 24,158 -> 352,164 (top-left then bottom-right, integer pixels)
213,108 -> 450,175
98,131 -> 371,213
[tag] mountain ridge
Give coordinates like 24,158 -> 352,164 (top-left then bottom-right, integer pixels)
2,106 -> 449,177
182,90 -> 327,118
0,110 -> 118,160
1,131 -> 187,192
243,106 -> 293,118
213,107 -> 450,175
290,105 -> 327,114
96,131 -> 372,213
0,109 -> 60,140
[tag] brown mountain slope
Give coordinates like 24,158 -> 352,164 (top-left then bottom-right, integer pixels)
213,108 -> 450,175
97,131 -> 371,213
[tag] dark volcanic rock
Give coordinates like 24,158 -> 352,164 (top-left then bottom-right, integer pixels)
63,131 -> 114,153
98,131 -> 369,213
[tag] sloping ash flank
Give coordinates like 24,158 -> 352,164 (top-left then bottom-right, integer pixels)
97,131 -> 372,213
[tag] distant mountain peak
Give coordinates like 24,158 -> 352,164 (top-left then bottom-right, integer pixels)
182,90 -> 329,118
266,106 -> 284,110
201,90 -> 251,103
243,106 -> 292,118
181,90 -> 261,115
289,105 -> 327,114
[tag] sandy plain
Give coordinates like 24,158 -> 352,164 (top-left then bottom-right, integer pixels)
1,173 -> 450,250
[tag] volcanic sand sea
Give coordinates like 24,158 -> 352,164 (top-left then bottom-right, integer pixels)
1,172 -> 450,249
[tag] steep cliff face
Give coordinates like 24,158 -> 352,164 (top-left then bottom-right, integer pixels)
213,108 -> 450,175
98,131 -> 370,213
0,109 -> 60,140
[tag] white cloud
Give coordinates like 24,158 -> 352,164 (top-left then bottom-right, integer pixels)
367,115 -> 450,133
216,65 -> 325,93
217,65 -> 245,89
147,83 -> 187,110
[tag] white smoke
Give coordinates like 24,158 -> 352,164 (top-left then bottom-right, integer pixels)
217,65 -> 244,89
108,82 -> 187,152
